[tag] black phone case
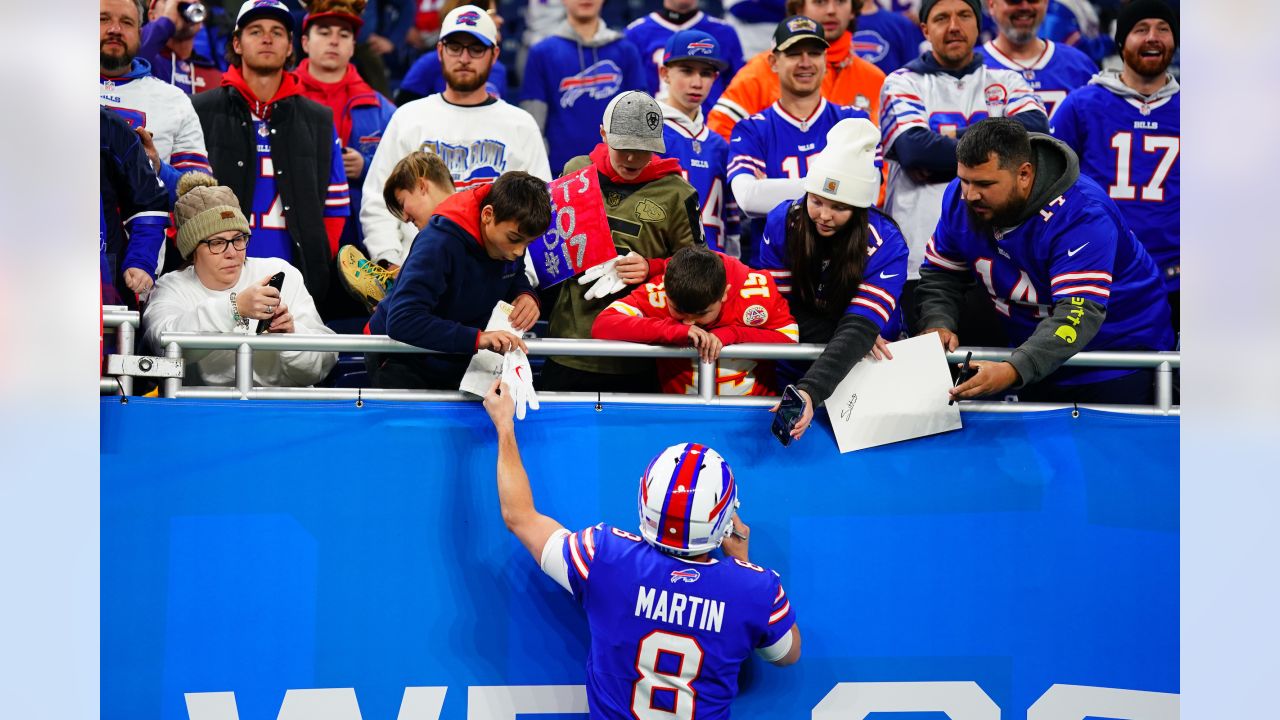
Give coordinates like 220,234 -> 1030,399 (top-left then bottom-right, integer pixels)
771,387 -> 805,446
256,272 -> 286,334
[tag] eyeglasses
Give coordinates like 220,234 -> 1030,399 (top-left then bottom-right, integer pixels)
200,233 -> 250,253
441,41 -> 491,58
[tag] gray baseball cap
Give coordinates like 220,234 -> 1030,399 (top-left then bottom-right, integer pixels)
601,91 -> 666,154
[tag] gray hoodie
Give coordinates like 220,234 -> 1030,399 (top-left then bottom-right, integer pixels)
1089,69 -> 1181,108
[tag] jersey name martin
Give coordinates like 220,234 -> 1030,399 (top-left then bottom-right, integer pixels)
635,585 -> 726,633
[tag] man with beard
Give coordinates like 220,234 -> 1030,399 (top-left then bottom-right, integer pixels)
362,5 -> 550,273
915,118 -> 1173,405
879,0 -> 1046,331
139,0 -> 224,94
192,0 -> 352,310
976,0 -> 1096,120
100,0 -> 212,195
1052,0 -> 1180,331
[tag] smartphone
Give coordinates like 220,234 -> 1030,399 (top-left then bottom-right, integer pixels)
771,385 -> 806,447
256,271 -> 286,334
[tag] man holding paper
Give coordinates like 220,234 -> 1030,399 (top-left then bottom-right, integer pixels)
363,171 -> 552,390
916,118 -> 1174,404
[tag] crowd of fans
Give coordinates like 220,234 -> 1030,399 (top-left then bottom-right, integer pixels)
100,0 -> 1180,413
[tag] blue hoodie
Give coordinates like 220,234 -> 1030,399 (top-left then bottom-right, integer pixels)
520,20 -> 647,174
368,184 -> 537,385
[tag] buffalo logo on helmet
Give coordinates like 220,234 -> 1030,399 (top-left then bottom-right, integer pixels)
456,10 -> 482,26
687,41 -> 715,56
786,16 -> 818,33
743,304 -> 769,327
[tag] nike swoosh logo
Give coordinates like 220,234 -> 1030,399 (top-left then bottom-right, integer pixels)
1067,243 -> 1089,257
879,272 -> 899,279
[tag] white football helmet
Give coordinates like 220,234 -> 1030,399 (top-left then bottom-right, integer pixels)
638,443 -> 738,557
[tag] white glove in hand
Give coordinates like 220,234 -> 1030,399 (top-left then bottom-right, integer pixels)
579,256 -> 628,300
501,348 -> 540,420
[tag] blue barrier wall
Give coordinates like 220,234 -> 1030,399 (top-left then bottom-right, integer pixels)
101,398 -> 1178,719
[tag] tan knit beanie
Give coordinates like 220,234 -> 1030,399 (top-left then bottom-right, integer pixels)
174,173 -> 251,260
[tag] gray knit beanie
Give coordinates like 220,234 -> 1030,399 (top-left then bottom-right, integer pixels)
173,173 -> 251,260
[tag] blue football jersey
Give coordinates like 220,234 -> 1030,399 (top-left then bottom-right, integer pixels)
728,100 -> 872,258
757,198 -> 909,339
923,173 -> 1174,384
977,40 -> 1097,119
661,113 -> 737,254
245,115 -> 350,263
556,523 -> 795,720
852,8 -> 924,74
1052,78 -> 1180,291
625,12 -> 746,112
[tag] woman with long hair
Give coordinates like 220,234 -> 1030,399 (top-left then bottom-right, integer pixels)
757,118 -> 909,441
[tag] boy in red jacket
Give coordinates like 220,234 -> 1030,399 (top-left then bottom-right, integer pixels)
592,245 -> 798,396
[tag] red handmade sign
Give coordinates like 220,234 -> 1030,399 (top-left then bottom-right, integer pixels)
529,166 -> 617,287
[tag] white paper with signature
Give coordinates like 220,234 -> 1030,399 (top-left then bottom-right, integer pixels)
824,334 -> 963,453
459,301 -> 516,397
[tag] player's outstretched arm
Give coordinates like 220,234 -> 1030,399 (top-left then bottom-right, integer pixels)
483,380 -> 566,562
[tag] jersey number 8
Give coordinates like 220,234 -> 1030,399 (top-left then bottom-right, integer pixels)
630,630 -> 704,719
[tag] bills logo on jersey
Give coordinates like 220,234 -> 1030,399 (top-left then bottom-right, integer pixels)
559,60 -> 623,108
455,10 -> 481,25
743,304 -> 768,326
985,83 -> 1008,106
670,568 -> 701,583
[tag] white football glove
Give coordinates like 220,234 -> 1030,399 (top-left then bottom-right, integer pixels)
579,255 -> 628,300
501,348 -> 540,420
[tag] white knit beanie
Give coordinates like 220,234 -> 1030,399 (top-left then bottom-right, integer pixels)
803,118 -> 881,209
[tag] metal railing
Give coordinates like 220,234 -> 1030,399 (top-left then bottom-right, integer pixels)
101,306 -> 140,397
150,331 -> 1180,416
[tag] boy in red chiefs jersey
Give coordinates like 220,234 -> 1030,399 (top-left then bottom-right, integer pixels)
592,245 -> 798,396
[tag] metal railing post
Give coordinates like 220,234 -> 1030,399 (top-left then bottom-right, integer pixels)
116,322 -> 135,396
164,342 -> 182,398
235,343 -> 253,398
698,360 -> 715,403
1155,360 -> 1172,414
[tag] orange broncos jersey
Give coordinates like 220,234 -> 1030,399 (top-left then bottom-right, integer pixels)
592,253 -> 799,396
708,32 -> 887,141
